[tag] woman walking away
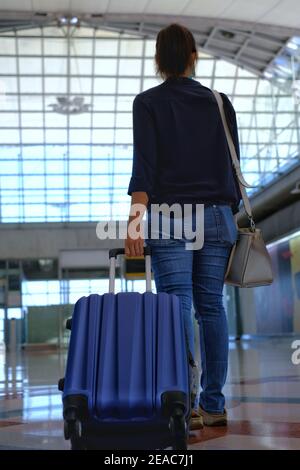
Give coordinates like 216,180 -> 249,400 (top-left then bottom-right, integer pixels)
125,23 -> 242,431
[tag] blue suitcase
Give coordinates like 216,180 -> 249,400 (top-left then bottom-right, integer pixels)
58,247 -> 190,450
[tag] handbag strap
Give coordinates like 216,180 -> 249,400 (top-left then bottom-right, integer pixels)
212,89 -> 254,223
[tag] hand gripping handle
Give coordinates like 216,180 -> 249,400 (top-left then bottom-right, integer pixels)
108,246 -> 152,293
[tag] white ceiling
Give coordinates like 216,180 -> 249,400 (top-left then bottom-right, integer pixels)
0,0 -> 299,78
0,0 -> 299,29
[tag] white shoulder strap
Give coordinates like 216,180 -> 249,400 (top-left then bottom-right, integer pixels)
212,89 -> 253,219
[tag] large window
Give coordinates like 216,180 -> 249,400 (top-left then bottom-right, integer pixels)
0,26 -> 299,223
22,278 -> 152,307
0,309 -> 4,343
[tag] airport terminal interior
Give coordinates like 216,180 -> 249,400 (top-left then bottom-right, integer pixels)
0,0 -> 300,451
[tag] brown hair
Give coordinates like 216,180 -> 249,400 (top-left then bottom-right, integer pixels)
155,23 -> 198,79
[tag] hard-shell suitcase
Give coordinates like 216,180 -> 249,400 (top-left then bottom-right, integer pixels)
58,247 -> 191,450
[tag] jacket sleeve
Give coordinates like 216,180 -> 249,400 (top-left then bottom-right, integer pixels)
220,92 -> 243,215
127,95 -> 158,197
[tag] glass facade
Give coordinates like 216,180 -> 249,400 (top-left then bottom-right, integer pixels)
0,308 -> 4,343
0,26 -> 299,223
21,278 -> 149,307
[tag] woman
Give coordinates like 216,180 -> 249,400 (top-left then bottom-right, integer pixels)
125,23 -> 241,430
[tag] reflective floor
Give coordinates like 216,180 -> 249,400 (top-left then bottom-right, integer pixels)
0,338 -> 300,450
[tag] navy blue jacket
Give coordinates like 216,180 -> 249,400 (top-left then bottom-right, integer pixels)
127,76 -> 242,214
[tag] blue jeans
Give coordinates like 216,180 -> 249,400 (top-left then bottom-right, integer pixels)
145,204 -> 238,413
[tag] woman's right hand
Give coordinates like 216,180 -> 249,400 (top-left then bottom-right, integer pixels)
125,191 -> 148,257
125,232 -> 144,257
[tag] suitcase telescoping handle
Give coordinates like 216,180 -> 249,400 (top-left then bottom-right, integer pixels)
108,247 -> 152,294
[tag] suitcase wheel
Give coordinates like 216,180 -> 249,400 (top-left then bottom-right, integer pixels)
65,419 -> 84,450
169,408 -> 188,451
58,377 -> 65,391
64,420 -> 70,440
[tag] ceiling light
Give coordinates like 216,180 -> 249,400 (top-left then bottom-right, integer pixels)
59,16 -> 68,25
48,96 -> 91,115
263,70 -> 273,79
58,15 -> 80,26
287,41 -> 298,51
38,259 -> 54,272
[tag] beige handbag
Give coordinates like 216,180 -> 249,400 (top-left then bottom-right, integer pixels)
212,90 -> 274,288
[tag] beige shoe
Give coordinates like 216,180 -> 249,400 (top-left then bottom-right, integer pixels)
190,409 -> 204,430
198,405 -> 227,427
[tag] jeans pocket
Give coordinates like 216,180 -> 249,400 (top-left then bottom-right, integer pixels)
204,205 -> 220,242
